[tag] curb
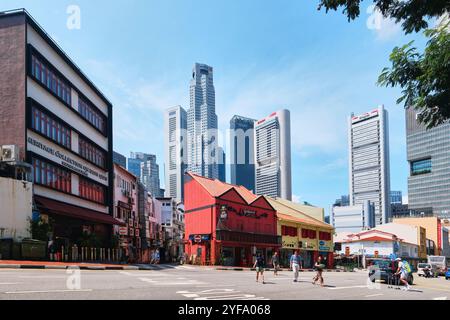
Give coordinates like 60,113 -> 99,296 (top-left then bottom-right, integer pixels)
0,264 -> 21,269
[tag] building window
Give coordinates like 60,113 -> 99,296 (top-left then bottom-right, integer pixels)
79,177 -> 105,204
31,106 -> 71,148
78,97 -> 106,134
281,226 -> 297,237
319,231 -> 331,241
411,158 -> 431,176
79,137 -> 106,169
32,158 -> 71,193
31,55 -> 71,105
301,228 -> 317,239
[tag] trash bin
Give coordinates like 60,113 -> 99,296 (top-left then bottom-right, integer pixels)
0,238 -> 13,260
21,239 -> 47,260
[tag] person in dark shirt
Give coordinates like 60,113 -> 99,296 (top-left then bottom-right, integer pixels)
253,253 -> 266,284
312,256 -> 325,287
271,252 -> 280,276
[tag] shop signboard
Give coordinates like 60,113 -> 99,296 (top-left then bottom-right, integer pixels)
119,227 -> 128,236
282,236 -> 298,249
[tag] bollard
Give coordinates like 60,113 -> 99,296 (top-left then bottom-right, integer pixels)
108,249 -> 111,262
61,246 -> 65,261
81,247 -> 84,261
90,248 -> 93,261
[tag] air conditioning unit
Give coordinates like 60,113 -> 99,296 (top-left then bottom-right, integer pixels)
1,145 -> 19,162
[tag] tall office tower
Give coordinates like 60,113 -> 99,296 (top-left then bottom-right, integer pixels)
127,152 -> 151,179
406,106 -> 450,218
230,115 -> 256,191
187,63 -> 219,179
218,147 -> 226,183
113,151 -> 126,168
348,105 -> 391,226
254,109 -> 292,200
164,105 -> 187,202
140,154 -> 161,197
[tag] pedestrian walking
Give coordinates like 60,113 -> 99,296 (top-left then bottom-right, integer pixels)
271,252 -> 280,276
395,258 -> 411,291
290,251 -> 301,282
154,249 -> 160,264
312,256 -> 325,287
253,253 -> 266,284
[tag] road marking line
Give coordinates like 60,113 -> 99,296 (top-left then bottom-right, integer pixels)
0,283 -> 21,285
5,289 -> 93,294
365,294 -> 384,297
433,297 -> 448,300
328,285 -> 367,290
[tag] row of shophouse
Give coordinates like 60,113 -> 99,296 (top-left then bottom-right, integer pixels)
334,217 -> 450,268
112,164 -> 185,263
183,173 -> 334,268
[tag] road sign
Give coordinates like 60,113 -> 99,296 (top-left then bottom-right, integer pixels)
345,247 -> 350,256
119,227 -> 128,236
194,235 -> 202,243
374,251 -> 379,258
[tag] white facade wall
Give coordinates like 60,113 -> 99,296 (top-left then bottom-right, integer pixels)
0,177 -> 33,240
254,109 -> 292,200
374,223 -> 419,246
348,105 -> 391,226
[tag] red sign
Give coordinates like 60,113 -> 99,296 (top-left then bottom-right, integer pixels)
345,247 -> 350,256
119,227 -> 128,236
374,251 -> 379,258
194,235 -> 202,243
438,220 -> 442,250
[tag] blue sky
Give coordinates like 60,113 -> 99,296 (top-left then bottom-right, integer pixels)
2,0 -> 429,215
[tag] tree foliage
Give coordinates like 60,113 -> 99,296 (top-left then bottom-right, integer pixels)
378,25 -> 450,128
318,0 -> 450,33
318,1 -> 450,128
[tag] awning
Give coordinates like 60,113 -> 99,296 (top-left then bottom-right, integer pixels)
35,196 -> 126,226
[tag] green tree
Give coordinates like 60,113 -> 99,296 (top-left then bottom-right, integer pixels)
318,0 -> 450,128
378,25 -> 450,128
28,217 -> 53,241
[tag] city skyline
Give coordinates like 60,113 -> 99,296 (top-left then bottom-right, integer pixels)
0,0 -> 427,216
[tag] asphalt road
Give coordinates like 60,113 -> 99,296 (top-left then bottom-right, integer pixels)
0,265 -> 449,300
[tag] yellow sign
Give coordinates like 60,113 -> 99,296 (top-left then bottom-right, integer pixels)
282,236 -> 298,249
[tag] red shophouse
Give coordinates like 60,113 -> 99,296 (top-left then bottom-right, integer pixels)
184,173 -> 281,266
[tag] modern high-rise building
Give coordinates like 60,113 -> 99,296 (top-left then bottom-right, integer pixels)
390,191 -> 402,204
127,152 -> 151,179
333,195 -> 350,207
218,147 -> 226,183
406,107 -> 450,218
140,154 -> 161,197
230,115 -> 256,191
187,63 -> 219,179
164,105 -> 187,202
113,151 -> 126,169
254,109 -> 292,200
348,105 -> 391,226
0,9 -> 121,243
331,200 -> 375,234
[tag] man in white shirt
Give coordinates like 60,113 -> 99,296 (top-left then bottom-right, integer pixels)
395,258 -> 411,290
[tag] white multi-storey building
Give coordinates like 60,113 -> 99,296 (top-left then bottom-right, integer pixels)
254,109 -> 292,200
348,105 -> 391,226
164,105 -> 187,202
187,63 -> 219,179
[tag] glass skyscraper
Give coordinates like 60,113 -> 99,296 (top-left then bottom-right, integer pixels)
187,63 -> 219,179
406,107 -> 450,218
230,115 -> 256,192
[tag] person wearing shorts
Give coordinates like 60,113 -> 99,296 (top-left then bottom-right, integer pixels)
253,253 -> 266,284
395,258 -> 411,291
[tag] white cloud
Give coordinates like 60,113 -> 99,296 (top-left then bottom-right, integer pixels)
292,194 -> 302,203
366,5 -> 402,41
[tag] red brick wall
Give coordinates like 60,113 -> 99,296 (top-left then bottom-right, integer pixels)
0,15 -> 26,159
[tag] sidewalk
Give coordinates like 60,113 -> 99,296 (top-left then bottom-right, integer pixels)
0,260 -> 142,270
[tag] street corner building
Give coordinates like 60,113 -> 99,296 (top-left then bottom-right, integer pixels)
268,198 -> 335,269
183,172 -> 281,266
0,10 -> 123,248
